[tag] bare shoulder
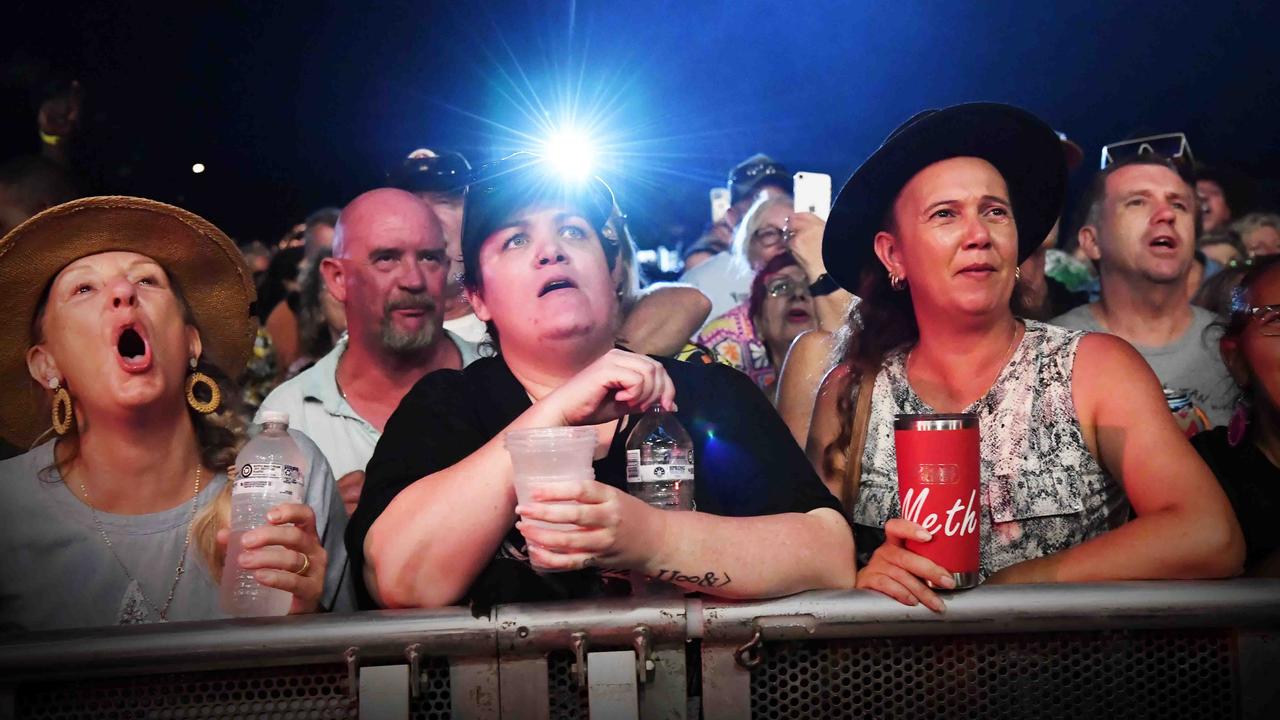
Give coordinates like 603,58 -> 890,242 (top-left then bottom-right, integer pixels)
1073,332 -> 1159,387
815,359 -> 852,401
789,329 -> 836,363
636,282 -> 708,302
809,362 -> 852,440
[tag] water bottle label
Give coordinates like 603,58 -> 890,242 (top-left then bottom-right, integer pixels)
234,462 -> 304,499
626,454 -> 694,484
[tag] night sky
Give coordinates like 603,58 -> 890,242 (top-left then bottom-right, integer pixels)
5,0 -> 1279,250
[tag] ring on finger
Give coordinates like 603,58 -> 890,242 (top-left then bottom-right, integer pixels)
581,556 -> 597,570
294,552 -> 311,576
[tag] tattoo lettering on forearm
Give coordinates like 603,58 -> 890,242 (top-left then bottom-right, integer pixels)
651,569 -> 733,588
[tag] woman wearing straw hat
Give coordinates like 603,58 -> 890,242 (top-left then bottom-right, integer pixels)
0,197 -> 351,630
807,103 -> 1243,612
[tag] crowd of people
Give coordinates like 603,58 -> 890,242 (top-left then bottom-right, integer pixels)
0,95 -> 1277,633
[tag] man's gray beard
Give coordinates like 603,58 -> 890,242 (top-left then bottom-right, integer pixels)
379,319 -> 438,355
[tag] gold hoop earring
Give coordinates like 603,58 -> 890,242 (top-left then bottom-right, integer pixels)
1014,267 -> 1022,283
50,379 -> 73,435
889,272 -> 907,291
185,365 -> 221,414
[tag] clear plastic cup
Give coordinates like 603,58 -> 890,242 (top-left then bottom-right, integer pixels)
504,427 -> 598,532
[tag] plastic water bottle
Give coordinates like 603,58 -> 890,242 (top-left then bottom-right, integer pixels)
626,405 -> 695,510
626,406 -> 694,596
219,411 -> 309,617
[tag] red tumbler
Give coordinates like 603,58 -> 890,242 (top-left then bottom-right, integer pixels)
893,413 -> 981,589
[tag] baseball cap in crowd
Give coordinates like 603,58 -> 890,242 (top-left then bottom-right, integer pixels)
728,153 -> 793,206
388,148 -> 472,195
460,152 -> 625,288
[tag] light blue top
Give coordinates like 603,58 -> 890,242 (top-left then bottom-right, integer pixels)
258,332 -> 481,481
0,430 -> 354,633
1051,303 -> 1235,427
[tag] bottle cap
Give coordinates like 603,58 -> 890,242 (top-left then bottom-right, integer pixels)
260,410 -> 290,426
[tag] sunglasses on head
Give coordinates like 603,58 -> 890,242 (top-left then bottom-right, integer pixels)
1230,286 -> 1280,336
1100,133 -> 1195,171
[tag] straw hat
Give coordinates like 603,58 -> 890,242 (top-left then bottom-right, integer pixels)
0,196 -> 256,448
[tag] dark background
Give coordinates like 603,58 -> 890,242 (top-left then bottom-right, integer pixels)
4,0 -> 1278,251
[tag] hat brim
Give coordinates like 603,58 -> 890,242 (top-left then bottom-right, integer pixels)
822,103 -> 1067,293
0,196 -> 256,448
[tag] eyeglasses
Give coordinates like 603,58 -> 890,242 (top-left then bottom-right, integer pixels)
1245,305 -> 1280,336
1230,287 -> 1280,336
752,225 -> 787,248
765,277 -> 808,298
1100,133 -> 1194,171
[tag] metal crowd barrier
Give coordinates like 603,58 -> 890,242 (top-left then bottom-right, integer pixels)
1,580 -> 1277,719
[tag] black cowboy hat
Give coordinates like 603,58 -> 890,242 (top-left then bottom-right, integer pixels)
821,102 -> 1066,292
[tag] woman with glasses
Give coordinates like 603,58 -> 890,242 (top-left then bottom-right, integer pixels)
695,196 -> 799,390
1192,256 -> 1280,576
696,250 -> 818,401
751,254 -> 819,398
348,156 -> 855,609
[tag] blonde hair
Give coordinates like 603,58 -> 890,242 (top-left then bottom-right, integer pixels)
1232,212 -> 1280,237
187,375 -> 244,580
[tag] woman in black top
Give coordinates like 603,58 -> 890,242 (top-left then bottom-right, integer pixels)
347,155 -> 854,609
1193,256 -> 1280,576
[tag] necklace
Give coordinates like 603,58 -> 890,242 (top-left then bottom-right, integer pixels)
77,462 -> 202,622
907,320 -> 1023,384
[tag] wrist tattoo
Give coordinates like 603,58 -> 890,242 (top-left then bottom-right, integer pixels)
652,569 -> 733,588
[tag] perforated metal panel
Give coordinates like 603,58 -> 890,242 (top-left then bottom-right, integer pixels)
14,663 -> 356,719
749,629 -> 1237,720
547,650 -> 590,719
409,655 -> 452,720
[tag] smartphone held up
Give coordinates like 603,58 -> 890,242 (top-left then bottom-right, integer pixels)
792,171 -> 831,221
710,187 -> 731,223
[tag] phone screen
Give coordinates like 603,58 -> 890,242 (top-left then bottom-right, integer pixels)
710,187 -> 731,223
793,172 -> 832,221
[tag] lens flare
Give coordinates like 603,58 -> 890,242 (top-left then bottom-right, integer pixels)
542,129 -> 596,181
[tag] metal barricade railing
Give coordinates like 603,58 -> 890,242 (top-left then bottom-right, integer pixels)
1,580 -> 1277,719
698,581 -> 1280,720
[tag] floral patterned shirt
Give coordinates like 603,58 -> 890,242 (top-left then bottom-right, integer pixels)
693,302 -> 775,392
852,320 -> 1129,580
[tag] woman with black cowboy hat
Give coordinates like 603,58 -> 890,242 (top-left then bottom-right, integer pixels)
348,154 -> 854,609
807,103 -> 1244,612
0,197 -> 352,630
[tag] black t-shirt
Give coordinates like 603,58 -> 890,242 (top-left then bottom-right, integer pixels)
1191,426 -> 1280,571
346,354 -> 845,610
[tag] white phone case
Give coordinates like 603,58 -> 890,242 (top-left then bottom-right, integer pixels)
793,172 -> 832,221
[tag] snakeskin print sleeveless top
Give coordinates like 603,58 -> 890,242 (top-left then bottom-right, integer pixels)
852,320 -> 1129,581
